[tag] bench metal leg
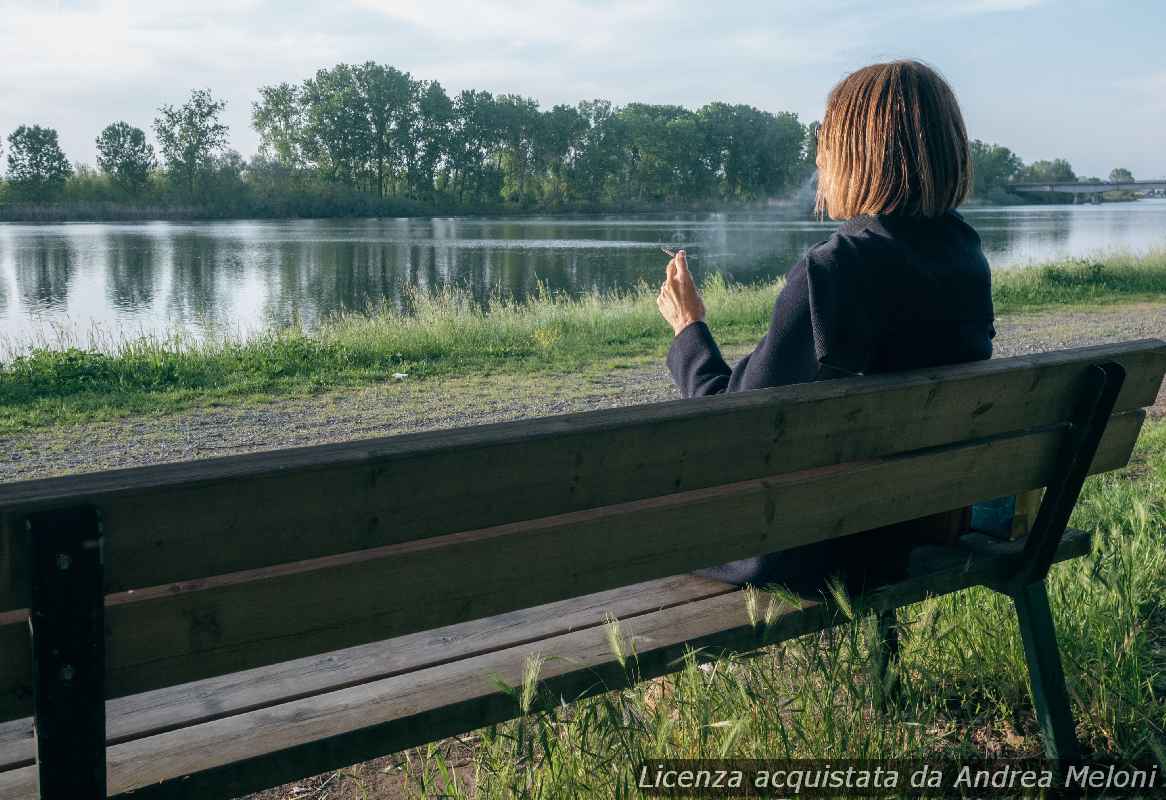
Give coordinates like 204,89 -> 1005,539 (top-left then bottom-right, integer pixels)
870,608 -> 901,711
1011,580 -> 1079,762
997,361 -> 1123,763
27,506 -> 106,799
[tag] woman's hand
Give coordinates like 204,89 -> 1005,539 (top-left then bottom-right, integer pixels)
657,249 -> 706,336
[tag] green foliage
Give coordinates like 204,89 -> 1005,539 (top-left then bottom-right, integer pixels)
96,121 -> 156,195
992,252 -> 1166,311
1109,167 -> 1135,184
2,62 -> 1114,218
969,139 -> 1022,198
5,124 -> 73,201
153,89 -> 229,198
1019,158 -> 1077,183
250,62 -> 815,210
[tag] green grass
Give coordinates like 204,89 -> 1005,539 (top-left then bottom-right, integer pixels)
1,251 -> 1164,432
992,251 -> 1166,311
386,422 -> 1166,798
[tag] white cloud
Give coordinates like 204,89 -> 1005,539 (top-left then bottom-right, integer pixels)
0,0 -> 1158,181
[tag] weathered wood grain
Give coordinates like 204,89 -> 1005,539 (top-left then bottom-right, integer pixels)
1,341 -> 1161,608
0,530 -> 1091,800
0,573 -> 733,767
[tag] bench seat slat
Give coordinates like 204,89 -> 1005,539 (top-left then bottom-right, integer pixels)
0,530 -> 1093,800
2,341 -> 1161,612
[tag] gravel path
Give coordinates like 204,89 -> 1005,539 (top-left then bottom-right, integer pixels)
2,302 -> 1164,484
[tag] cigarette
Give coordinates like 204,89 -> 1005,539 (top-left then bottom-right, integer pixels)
660,247 -> 677,257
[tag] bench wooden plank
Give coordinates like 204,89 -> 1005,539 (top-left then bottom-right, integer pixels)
0,410 -> 1142,720
0,765 -> 33,799
0,530 -> 1091,800
0,573 -> 733,767
2,341 -> 1162,609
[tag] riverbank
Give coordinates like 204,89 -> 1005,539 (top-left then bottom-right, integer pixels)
2,298 -> 1163,482
2,194 -> 1147,223
2,252 -> 1165,434
0,196 -> 776,223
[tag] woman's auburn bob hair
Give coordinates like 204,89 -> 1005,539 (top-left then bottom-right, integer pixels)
816,60 -> 972,220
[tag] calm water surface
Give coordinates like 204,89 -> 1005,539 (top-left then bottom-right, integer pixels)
2,200 -> 1164,351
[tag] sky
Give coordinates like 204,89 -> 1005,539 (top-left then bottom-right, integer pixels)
0,0 -> 1163,180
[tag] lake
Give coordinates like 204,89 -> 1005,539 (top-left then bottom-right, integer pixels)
2,200 -> 1165,351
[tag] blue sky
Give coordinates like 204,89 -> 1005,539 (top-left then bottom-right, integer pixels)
1,0 -> 1163,179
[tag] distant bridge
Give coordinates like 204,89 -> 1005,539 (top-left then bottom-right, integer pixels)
1009,179 -> 1166,199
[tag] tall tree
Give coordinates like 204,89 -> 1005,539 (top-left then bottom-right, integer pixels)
969,140 -> 1023,196
494,94 -> 542,201
1108,167 -> 1134,183
5,124 -> 72,201
299,64 -> 369,188
153,89 -> 229,197
353,62 -> 416,199
449,90 -> 501,204
411,80 -> 454,199
96,121 -> 155,194
1020,158 -> 1076,183
571,99 -> 625,203
252,83 -> 306,170
537,104 -> 587,204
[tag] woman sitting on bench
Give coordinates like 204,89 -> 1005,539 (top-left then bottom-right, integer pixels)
656,60 -> 997,591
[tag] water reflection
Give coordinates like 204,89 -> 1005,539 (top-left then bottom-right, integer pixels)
0,201 -> 1164,350
105,231 -> 156,310
16,232 -> 75,310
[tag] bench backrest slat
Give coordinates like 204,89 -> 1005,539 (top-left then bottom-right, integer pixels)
0,341 -> 1162,722
1,340 -> 1163,611
0,408 -> 1149,718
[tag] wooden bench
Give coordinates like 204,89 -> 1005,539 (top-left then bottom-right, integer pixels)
1,340 -> 1163,799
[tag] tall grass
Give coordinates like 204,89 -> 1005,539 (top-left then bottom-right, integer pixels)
1,252 -> 1164,432
993,251 -> 1166,311
400,423 -> 1166,798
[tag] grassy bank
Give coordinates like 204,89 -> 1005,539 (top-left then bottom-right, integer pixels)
1,252 -> 1164,433
348,421 -> 1165,798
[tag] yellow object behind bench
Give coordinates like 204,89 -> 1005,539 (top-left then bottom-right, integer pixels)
1011,488 -> 1044,539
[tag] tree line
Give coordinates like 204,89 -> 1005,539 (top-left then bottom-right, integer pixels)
970,142 -> 1138,202
0,61 -> 1138,218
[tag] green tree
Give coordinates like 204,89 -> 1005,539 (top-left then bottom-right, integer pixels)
571,99 -> 626,204
252,83 -> 306,170
495,93 -> 542,202
411,80 -> 454,200
699,103 -> 803,200
1019,158 -> 1076,183
449,89 -> 502,204
5,124 -> 73,201
353,62 -> 416,198
616,104 -> 694,202
95,121 -> 155,194
537,104 -> 587,204
299,65 -> 369,188
969,140 -> 1023,196
755,110 -> 805,197
153,89 -> 230,197
1108,167 -> 1134,183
